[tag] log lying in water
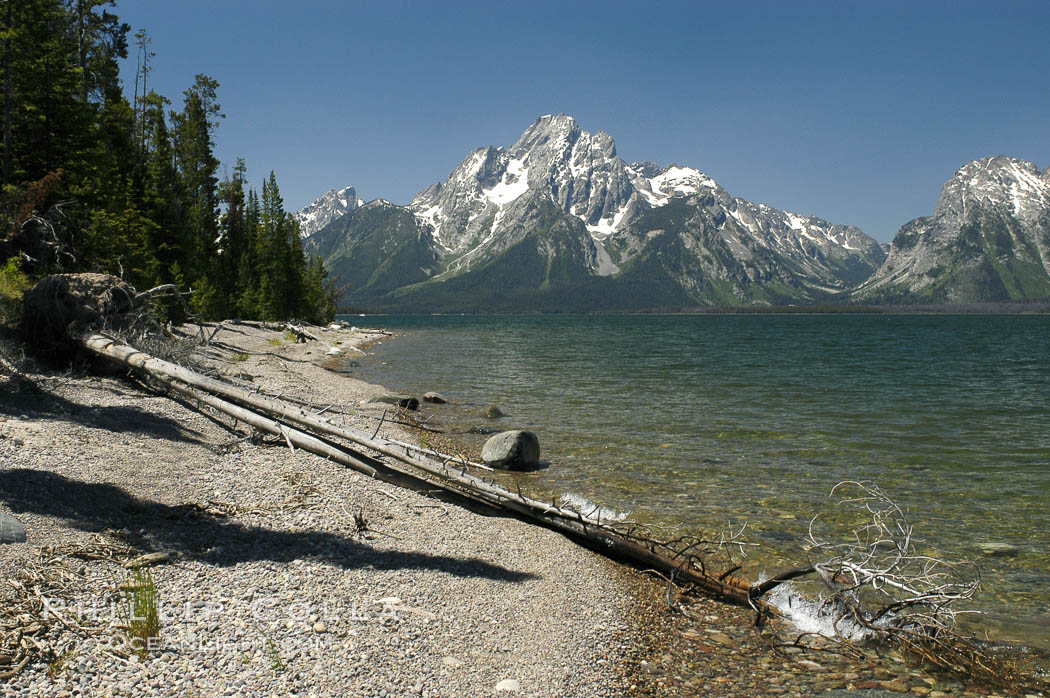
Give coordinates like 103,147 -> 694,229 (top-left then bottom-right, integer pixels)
80,332 -> 763,606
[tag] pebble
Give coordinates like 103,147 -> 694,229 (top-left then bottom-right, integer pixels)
705,632 -> 733,646
495,678 -> 521,692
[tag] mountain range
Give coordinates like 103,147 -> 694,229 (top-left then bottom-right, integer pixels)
300,115 -> 1050,311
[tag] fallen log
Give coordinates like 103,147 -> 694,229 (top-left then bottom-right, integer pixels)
82,334 -> 486,473
160,380 -> 379,478
80,333 -> 767,606
283,322 -> 364,355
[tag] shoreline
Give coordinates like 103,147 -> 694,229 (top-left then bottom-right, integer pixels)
0,323 -> 636,696
2,322 -> 1042,697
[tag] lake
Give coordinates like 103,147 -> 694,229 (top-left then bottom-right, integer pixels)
341,313 -> 1050,648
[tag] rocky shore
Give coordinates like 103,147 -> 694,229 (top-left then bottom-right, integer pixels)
1,323 -> 637,697
1,322 -> 1042,697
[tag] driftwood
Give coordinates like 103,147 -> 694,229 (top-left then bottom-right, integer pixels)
282,322 -> 364,355
161,380 -> 379,478
79,333 -> 760,606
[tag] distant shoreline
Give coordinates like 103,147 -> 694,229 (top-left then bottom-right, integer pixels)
341,301 -> 1050,316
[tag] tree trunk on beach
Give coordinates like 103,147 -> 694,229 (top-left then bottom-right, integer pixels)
78,332 -> 763,606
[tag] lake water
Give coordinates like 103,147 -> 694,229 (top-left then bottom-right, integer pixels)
341,313 -> 1050,648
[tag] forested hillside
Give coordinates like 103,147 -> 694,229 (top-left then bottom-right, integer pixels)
0,0 -> 335,326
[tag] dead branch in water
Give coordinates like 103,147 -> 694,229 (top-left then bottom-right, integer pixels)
755,480 -> 1039,691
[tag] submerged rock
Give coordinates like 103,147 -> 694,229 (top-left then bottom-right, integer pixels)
481,431 -> 540,469
482,405 -> 503,419
977,542 -> 1020,557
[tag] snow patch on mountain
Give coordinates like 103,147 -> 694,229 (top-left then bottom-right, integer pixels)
649,165 -> 717,197
585,200 -> 631,240
484,158 -> 529,206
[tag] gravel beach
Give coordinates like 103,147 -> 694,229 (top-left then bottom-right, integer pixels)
0,323 -> 635,697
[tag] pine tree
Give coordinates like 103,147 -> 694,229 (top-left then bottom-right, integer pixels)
171,74 -> 224,315
1,3 -> 334,324
236,186 -> 261,317
139,90 -> 181,286
1,0 -> 95,189
217,157 -> 247,315
303,254 -> 336,324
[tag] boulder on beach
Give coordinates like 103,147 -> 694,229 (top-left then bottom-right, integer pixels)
481,430 -> 540,469
423,391 -> 448,404
0,512 -> 27,544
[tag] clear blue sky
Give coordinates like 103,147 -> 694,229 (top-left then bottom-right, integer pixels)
114,0 -> 1050,242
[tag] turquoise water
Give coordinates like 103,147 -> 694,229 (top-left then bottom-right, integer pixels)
343,314 -> 1050,647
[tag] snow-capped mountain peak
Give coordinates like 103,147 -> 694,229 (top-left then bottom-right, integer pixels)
936,155 -> 1050,223
402,114 -> 885,288
855,155 -> 1050,303
630,163 -> 720,208
303,114 -> 889,310
295,185 -> 364,238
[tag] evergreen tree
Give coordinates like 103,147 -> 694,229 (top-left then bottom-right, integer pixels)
1,2 -> 334,325
171,74 -> 222,283
217,157 -> 247,315
236,186 -> 262,316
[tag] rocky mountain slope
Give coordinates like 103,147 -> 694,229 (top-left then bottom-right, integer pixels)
295,185 -> 365,238
302,115 -> 889,310
303,199 -> 440,302
855,156 -> 1050,303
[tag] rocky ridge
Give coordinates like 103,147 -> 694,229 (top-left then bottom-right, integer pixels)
301,115 -> 886,310
295,185 -> 365,238
299,121 -> 1050,309
855,156 -> 1050,303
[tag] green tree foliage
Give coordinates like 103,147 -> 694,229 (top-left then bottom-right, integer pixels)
233,171 -> 331,322
0,0 -> 334,324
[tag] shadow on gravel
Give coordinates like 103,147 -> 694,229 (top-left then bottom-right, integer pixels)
0,388 -> 208,445
0,469 -> 537,583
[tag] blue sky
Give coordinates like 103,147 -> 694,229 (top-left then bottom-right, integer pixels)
114,0 -> 1050,242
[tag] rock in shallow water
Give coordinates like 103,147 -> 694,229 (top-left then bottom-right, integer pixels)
481,431 -> 540,469
366,395 -> 420,410
422,391 -> 448,404
977,542 -> 1020,557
